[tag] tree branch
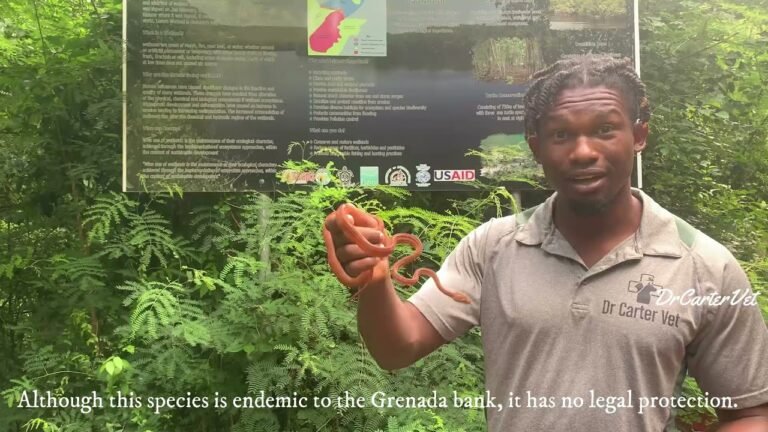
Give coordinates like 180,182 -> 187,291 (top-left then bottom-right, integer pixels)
30,0 -> 48,63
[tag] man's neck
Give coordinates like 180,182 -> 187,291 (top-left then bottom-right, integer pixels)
554,188 -> 643,255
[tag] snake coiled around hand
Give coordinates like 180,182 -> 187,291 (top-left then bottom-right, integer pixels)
323,203 -> 470,304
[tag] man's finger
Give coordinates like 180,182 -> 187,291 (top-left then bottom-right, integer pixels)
344,205 -> 380,229
344,257 -> 381,277
325,210 -> 367,235
336,243 -> 370,263
327,220 -> 382,245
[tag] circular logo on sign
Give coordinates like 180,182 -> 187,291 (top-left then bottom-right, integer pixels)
415,164 -> 431,187
385,166 -> 411,187
315,168 -> 331,186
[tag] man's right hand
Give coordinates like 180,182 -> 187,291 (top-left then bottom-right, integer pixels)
324,205 -> 391,287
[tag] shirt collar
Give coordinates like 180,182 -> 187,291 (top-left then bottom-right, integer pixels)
514,188 -> 684,258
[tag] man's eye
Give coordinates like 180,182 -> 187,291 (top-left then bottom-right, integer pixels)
597,124 -> 615,135
553,130 -> 568,140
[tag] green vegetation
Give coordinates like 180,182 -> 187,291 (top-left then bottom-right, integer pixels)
472,134 -> 543,184
642,4 -> 768,424
642,0 -> 768,316
0,0 -> 765,431
472,38 -> 543,83
550,0 -> 626,18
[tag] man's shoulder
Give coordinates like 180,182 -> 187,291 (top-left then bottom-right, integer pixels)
685,227 -> 742,286
646,195 -> 740,275
470,214 -> 520,244
514,204 -> 541,225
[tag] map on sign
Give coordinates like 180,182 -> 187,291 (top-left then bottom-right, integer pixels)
307,0 -> 387,56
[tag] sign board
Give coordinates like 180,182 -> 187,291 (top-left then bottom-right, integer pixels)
124,0 -> 639,192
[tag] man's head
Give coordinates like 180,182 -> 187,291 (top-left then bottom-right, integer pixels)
523,55 -> 650,215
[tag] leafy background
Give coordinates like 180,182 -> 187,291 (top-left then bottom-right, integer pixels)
0,0 -> 766,431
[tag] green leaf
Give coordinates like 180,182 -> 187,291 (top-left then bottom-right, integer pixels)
715,111 -> 730,120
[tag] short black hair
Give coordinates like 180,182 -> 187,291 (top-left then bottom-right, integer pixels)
523,55 -> 651,138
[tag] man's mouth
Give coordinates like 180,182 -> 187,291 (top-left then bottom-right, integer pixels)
566,171 -> 607,193
569,171 -> 606,183
572,175 -> 602,181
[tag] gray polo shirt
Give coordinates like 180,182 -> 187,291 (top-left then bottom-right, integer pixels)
408,189 -> 768,431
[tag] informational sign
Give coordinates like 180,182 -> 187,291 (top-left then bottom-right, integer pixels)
124,0 -> 639,192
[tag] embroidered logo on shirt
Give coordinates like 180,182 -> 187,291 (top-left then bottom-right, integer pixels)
600,273 -> 681,328
627,274 -> 662,304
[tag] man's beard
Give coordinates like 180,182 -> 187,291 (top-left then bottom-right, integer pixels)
565,195 -> 615,216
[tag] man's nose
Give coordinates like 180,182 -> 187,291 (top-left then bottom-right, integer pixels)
569,135 -> 599,165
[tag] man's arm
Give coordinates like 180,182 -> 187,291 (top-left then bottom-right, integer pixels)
356,260 -> 446,370
716,403 -> 768,432
684,242 -> 768,431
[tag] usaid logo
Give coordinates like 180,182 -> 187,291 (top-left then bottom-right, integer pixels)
434,170 -> 476,182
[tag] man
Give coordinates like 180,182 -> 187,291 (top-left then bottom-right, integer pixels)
324,55 -> 768,431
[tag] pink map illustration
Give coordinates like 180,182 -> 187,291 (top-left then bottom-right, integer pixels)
309,10 -> 346,53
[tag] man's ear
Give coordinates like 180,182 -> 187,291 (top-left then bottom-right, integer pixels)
527,134 -> 541,164
633,121 -> 649,153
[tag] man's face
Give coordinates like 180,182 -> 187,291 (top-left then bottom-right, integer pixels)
528,85 -> 648,214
